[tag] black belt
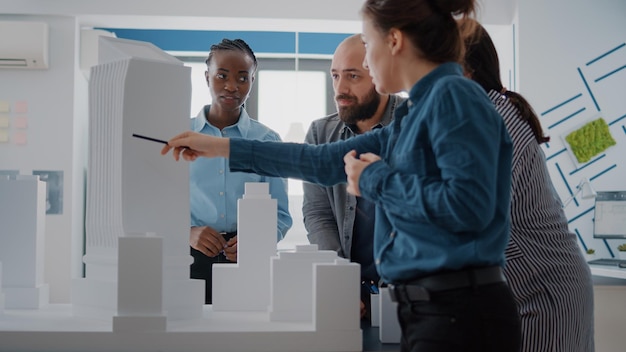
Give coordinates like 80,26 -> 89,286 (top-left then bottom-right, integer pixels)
388,266 -> 506,303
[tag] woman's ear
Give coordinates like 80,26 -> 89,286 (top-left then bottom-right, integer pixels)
205,70 -> 210,87
388,28 -> 402,56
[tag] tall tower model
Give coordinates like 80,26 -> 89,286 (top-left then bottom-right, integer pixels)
212,183 -> 277,311
72,37 -> 203,321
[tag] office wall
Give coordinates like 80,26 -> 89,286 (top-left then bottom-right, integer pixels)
517,0 -> 626,258
0,15 -> 86,303
1,0 -> 624,305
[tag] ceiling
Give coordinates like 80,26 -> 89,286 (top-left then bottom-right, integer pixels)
1,0 -> 517,32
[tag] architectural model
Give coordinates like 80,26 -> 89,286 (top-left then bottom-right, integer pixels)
0,37 -> 362,352
0,175 -> 49,309
0,182 -> 362,351
73,36 -> 203,321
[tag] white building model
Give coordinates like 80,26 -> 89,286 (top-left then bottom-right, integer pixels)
0,37 -> 362,352
0,175 -> 49,310
73,35 -> 203,322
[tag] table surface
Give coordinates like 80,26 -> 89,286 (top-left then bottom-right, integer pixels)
361,320 -> 401,352
589,263 -> 626,279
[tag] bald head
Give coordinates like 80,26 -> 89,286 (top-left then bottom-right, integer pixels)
331,34 -> 386,132
332,34 -> 366,69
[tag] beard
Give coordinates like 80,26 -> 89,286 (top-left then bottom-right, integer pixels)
336,87 -> 381,126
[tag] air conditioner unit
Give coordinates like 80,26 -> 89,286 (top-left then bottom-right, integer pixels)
0,21 -> 49,69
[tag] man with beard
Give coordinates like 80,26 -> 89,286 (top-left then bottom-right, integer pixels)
302,34 -> 404,320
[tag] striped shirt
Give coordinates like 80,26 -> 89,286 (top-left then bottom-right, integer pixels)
489,89 -> 594,352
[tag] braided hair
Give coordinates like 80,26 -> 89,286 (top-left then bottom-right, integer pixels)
205,38 -> 258,73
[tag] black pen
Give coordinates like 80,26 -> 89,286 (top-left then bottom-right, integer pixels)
133,133 -> 189,150
132,133 -> 168,145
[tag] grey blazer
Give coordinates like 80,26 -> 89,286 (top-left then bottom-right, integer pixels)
302,95 -> 404,259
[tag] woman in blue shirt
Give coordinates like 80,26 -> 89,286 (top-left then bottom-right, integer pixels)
189,38 -> 292,304
163,1 -> 520,351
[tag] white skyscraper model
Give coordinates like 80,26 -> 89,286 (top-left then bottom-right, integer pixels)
112,235 -> 166,332
0,180 -> 364,351
0,175 -> 49,309
0,35 -> 365,351
378,287 -> 401,343
72,36 -> 203,321
269,244 -> 340,322
213,182 -> 277,311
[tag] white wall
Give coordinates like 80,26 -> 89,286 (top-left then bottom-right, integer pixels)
517,0 -> 626,258
1,0 -> 624,305
516,4 -> 626,348
0,14 -> 87,303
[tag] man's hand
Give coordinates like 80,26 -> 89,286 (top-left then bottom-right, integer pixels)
223,236 -> 238,262
190,226 -> 228,257
360,300 -> 366,319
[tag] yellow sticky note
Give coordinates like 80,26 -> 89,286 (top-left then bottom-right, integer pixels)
0,101 -> 9,113
0,129 -> 8,142
0,115 -> 9,128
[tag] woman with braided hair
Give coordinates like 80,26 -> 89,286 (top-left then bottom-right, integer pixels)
188,38 -> 292,304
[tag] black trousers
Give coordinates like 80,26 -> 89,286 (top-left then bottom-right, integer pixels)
190,232 -> 237,304
397,282 -> 521,352
360,279 -> 379,321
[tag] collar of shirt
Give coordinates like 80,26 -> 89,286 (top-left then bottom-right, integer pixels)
395,62 -> 463,120
191,104 -> 252,138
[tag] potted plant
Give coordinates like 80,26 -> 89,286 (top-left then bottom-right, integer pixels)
618,244 -> 626,260
585,248 -> 596,262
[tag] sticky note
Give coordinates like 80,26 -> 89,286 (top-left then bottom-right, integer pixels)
14,116 -> 28,129
13,131 -> 27,145
0,101 -> 9,113
0,129 -> 8,142
14,101 -> 28,114
0,115 -> 9,128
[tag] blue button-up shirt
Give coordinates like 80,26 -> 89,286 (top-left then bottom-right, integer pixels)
229,63 -> 512,283
190,105 -> 292,240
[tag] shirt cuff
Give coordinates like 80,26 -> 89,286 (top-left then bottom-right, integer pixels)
359,160 -> 388,202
